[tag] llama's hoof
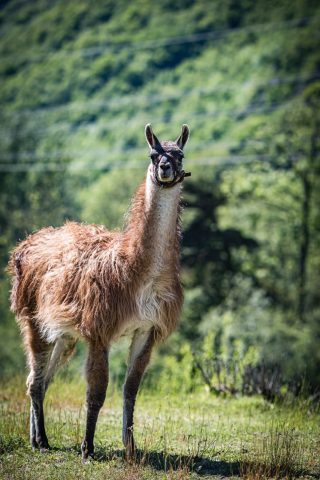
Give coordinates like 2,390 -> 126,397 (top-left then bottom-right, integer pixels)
39,441 -> 50,453
125,442 -> 136,462
40,447 -> 50,454
31,438 -> 50,453
81,440 -> 94,463
31,439 -> 38,451
123,429 -> 136,462
82,452 -> 94,464
37,437 -> 50,452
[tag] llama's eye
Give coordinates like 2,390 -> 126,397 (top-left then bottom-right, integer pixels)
150,152 -> 158,163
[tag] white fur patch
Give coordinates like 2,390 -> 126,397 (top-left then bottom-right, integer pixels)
127,329 -> 151,368
131,171 -> 181,332
145,170 -> 180,277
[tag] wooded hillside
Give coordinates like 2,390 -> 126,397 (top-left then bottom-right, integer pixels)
1,0 -> 319,395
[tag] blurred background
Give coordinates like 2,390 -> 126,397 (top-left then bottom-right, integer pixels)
0,0 -> 319,399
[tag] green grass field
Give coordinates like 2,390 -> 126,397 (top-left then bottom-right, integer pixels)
0,376 -> 319,479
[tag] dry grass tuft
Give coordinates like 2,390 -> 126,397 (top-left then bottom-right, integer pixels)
240,423 -> 307,479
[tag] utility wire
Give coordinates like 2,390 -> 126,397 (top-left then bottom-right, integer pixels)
0,139 -> 268,162
0,154 -> 275,173
0,97 -> 295,143
0,137 -> 270,162
2,71 -> 318,119
0,100 -> 294,164
1,15 -> 317,66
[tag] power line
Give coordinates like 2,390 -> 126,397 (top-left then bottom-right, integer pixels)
0,98 -> 295,164
0,154 -> 274,173
0,97 -> 295,143
1,15 -> 317,66
2,71 -> 318,119
0,138 -> 268,162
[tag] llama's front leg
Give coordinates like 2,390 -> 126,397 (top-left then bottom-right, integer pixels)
81,342 -> 109,462
123,328 -> 155,459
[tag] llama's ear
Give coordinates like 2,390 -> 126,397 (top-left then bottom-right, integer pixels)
145,124 -> 161,149
176,124 -> 190,150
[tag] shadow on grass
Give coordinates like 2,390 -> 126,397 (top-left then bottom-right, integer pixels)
91,447 -> 240,476
50,445 -> 240,476
49,445 -> 318,478
4,443 -> 317,478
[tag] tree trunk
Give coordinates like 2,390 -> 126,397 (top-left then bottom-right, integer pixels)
297,112 -> 319,321
297,172 -> 311,321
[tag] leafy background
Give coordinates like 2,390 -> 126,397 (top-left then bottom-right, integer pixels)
0,0 -> 319,397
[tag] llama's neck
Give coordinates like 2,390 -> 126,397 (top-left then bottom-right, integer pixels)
123,167 -> 181,277
145,169 -> 181,273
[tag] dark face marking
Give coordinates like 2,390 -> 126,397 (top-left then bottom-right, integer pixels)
149,141 -> 184,185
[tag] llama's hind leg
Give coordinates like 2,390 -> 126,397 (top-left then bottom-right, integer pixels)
44,336 -> 77,392
122,328 -> 155,459
25,324 -> 53,452
81,342 -> 109,462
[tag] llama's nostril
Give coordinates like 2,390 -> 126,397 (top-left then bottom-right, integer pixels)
160,163 -> 171,172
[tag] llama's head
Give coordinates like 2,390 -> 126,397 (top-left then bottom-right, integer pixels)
145,124 -> 190,187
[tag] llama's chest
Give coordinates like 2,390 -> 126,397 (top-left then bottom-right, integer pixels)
136,279 -> 164,321
117,276 -> 174,340
117,181 -> 181,339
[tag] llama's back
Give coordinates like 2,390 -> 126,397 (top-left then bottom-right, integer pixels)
9,221 -> 118,341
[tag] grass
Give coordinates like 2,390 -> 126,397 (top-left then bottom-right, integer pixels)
0,376 -> 319,479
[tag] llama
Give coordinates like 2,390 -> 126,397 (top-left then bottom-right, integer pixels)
8,124 -> 190,461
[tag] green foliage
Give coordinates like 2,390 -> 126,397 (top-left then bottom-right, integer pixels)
193,328 -> 260,395
80,169 -> 140,229
0,0 -> 319,395
149,342 -> 200,394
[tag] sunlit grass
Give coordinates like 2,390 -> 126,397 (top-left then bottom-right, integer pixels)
0,376 -> 319,479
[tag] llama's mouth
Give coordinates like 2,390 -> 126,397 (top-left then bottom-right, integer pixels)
158,173 -> 174,182
152,164 -> 190,188
157,168 -> 175,183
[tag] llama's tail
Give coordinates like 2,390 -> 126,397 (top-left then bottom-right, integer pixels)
7,250 -> 24,314
7,250 -> 23,279
14,252 -> 23,278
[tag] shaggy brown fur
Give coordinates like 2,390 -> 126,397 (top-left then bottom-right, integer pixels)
9,188 -> 182,344
8,124 -> 190,461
